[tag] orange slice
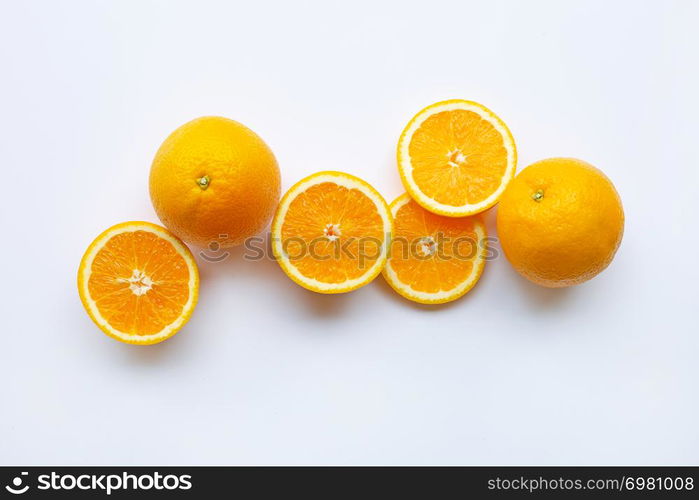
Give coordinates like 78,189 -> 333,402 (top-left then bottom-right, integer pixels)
382,194 -> 487,304
397,99 -> 517,217
272,171 -> 393,293
77,221 -> 199,344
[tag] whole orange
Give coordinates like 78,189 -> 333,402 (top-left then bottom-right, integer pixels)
496,158 -> 624,287
149,116 -> 281,248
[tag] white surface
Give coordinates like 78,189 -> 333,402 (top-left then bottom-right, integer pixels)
1,0 -> 697,465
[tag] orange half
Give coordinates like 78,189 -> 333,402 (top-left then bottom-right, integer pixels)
397,99 -> 516,216
272,171 -> 393,293
77,221 -> 199,344
382,194 -> 487,304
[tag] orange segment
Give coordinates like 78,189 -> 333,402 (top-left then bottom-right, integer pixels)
77,222 -> 199,344
272,171 -> 393,293
382,194 -> 487,304
398,100 -> 516,217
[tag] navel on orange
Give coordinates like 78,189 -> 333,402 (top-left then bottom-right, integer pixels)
149,116 -> 281,248
397,99 -> 516,217
272,171 -> 392,293
382,194 -> 487,304
497,158 -> 624,288
77,221 -> 199,344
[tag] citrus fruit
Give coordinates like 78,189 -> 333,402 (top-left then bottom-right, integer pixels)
382,194 -> 487,304
149,116 -> 281,248
496,158 -> 624,288
77,221 -> 199,345
271,171 -> 393,293
397,99 -> 517,217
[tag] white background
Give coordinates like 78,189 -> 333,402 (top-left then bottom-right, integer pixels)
1,0 -> 697,465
